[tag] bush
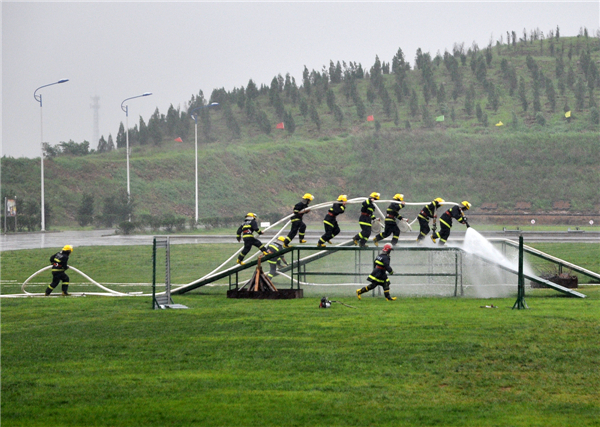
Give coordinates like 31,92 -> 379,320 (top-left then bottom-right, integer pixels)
117,221 -> 136,235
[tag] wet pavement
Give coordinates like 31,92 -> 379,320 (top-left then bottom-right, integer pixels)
1,229 -> 598,252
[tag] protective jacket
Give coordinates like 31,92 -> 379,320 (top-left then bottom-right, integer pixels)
385,201 -> 405,223
50,251 -> 70,272
324,202 -> 346,223
439,205 -> 467,228
291,201 -> 309,221
368,252 -> 394,284
237,218 -> 262,239
359,198 -> 376,223
418,201 -> 438,221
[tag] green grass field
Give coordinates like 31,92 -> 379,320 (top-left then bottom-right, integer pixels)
2,243 -> 599,426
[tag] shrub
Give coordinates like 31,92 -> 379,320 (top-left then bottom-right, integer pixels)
117,221 -> 136,235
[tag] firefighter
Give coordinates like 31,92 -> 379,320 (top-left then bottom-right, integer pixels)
45,245 -> 73,296
266,236 -> 289,279
416,198 -> 444,243
356,243 -> 397,301
317,195 -> 347,247
373,193 -> 406,247
434,201 -> 471,245
353,192 -> 381,247
283,193 -> 314,248
236,213 -> 268,265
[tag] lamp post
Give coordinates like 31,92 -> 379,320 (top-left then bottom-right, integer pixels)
34,78 -> 69,232
190,102 -> 219,223
120,92 -> 152,210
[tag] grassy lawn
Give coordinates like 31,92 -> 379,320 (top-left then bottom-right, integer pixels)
2,243 -> 599,426
2,290 -> 599,426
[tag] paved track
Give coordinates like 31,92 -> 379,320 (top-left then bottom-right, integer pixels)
1,229 -> 598,251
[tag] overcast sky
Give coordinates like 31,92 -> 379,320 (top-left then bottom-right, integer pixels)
2,1 -> 599,159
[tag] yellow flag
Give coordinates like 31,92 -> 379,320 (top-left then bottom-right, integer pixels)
565,111 -> 571,118
495,121 -> 504,127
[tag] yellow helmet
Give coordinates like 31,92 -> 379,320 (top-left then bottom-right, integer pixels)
393,193 -> 404,201
434,198 -> 445,206
302,193 -> 314,201
277,236 -> 286,242
369,192 -> 380,200
246,212 -> 257,219
62,245 -> 73,253
337,194 -> 348,202
461,201 -> 472,210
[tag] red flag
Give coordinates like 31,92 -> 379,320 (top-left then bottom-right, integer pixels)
276,122 -> 285,129
367,115 -> 374,122
174,137 -> 183,142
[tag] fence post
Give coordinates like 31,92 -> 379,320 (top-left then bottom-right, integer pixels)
512,234 -> 529,309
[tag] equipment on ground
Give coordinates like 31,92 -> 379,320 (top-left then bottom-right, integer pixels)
320,296 -> 356,308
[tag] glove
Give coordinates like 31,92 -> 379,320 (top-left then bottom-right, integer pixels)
237,237 -> 241,242
389,270 -> 394,275
258,231 -> 263,235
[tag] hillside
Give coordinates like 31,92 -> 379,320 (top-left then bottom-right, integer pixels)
2,34 -> 599,230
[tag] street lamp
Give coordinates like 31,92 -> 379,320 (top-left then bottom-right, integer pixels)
34,78 -> 69,232
190,102 -> 219,223
120,92 -> 152,209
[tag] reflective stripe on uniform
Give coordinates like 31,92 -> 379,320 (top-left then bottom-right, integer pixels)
439,218 -> 451,228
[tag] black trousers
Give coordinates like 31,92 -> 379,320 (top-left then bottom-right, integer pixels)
285,220 -> 306,243
320,220 -> 340,244
435,222 -> 452,244
239,237 -> 266,259
50,271 -> 70,289
375,220 -> 400,245
417,217 -> 431,239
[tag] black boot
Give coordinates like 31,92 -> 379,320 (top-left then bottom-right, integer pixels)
45,286 -> 53,296
61,285 -> 70,296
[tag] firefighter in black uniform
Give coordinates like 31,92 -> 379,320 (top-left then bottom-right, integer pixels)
317,195 -> 347,247
236,213 -> 269,265
266,236 -> 289,279
434,201 -> 471,245
45,245 -> 73,296
373,193 -> 406,247
416,198 -> 444,243
353,192 -> 381,247
283,193 -> 314,248
356,243 -> 397,301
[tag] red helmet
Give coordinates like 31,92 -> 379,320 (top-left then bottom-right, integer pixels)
383,243 -> 393,253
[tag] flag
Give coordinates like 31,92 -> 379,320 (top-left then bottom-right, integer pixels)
495,121 -> 504,126
367,115 -> 374,122
174,137 -> 183,142
435,115 -> 444,122
565,111 -> 571,118
276,122 -> 285,129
